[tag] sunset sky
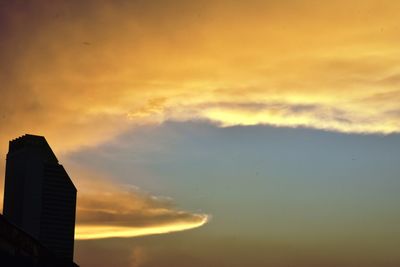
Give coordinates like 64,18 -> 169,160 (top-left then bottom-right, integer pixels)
1,0 -> 400,266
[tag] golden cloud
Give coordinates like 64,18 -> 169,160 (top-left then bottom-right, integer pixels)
69,169 -> 209,240
1,1 -> 400,159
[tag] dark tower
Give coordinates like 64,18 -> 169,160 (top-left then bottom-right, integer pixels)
2,134 -> 77,261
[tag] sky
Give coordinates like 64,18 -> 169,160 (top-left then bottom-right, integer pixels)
1,0 -> 400,266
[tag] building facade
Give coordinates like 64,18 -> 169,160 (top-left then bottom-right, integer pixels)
2,134 -> 77,261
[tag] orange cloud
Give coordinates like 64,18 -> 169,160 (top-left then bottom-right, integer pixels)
1,1 -> 400,157
0,1 -> 399,155
75,184 -> 208,240
70,169 -> 209,240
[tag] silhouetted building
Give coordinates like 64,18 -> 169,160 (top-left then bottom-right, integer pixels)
0,214 -> 79,267
2,134 -> 77,263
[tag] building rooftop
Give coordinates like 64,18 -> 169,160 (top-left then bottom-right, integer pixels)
8,134 -> 58,163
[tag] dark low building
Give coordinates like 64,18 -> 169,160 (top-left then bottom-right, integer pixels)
1,134 -> 79,266
0,214 -> 78,267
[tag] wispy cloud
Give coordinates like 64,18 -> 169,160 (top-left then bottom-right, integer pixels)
73,171 -> 209,240
1,1 -> 400,158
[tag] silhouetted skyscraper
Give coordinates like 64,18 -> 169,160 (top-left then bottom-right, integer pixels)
3,134 -> 77,261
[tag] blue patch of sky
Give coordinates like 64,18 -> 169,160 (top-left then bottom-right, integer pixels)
68,122 -> 400,238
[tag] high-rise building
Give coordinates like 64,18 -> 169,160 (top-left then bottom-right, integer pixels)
2,134 -> 77,261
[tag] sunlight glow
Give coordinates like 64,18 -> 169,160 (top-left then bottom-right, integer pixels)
75,215 -> 210,240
